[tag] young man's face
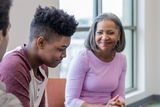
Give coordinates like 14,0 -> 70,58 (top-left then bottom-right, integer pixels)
38,36 -> 71,68
0,25 -> 11,61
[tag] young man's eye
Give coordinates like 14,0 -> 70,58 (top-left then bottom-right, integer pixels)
58,48 -> 66,52
58,49 -> 63,52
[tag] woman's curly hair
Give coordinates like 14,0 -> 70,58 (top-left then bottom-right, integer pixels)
30,5 -> 79,41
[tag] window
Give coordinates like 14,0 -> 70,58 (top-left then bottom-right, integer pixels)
60,0 -> 136,92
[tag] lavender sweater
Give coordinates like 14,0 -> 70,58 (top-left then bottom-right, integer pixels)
65,49 -> 127,107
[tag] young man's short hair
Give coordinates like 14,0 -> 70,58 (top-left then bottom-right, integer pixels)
29,6 -> 79,42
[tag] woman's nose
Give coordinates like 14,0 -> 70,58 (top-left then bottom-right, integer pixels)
102,34 -> 109,40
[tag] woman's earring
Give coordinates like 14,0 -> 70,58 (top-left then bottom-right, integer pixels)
116,41 -> 120,47
114,41 -> 120,50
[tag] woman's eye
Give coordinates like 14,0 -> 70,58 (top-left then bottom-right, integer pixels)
108,32 -> 114,35
97,32 -> 102,34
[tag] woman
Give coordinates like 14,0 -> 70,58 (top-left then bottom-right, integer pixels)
65,12 -> 126,107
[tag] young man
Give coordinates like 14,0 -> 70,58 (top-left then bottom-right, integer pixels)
0,0 -> 22,106
0,5 -> 78,107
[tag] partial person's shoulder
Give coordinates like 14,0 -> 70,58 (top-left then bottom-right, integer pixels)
71,49 -> 89,64
0,82 -> 6,92
77,49 -> 92,57
0,45 -> 31,78
2,45 -> 27,65
116,52 -> 126,59
78,49 -> 86,55
0,82 -> 23,107
1,46 -> 23,66
1,45 -> 30,68
3,45 -> 22,58
69,49 -> 90,71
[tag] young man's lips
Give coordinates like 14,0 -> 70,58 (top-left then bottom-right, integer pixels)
56,59 -> 62,62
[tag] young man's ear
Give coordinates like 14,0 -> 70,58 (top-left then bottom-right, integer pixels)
0,30 -> 3,45
37,37 -> 46,49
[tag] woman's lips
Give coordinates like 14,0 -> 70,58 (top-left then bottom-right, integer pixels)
100,42 -> 111,46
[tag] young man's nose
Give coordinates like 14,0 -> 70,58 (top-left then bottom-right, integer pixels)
61,50 -> 66,58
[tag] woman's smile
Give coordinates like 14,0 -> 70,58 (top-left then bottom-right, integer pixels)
100,41 -> 111,46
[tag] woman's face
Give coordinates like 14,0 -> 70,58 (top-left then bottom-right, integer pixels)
95,20 -> 120,52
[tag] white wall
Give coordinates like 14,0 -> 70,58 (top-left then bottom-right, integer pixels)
8,0 -> 60,78
148,0 -> 160,95
7,0 -> 160,105
126,0 -> 160,105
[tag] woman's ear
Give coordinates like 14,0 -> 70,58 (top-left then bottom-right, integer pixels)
37,37 -> 46,49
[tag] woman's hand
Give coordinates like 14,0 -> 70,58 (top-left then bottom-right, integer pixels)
117,100 -> 125,107
105,95 -> 125,107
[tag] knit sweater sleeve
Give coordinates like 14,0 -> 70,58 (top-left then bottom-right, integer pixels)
65,50 -> 89,107
111,54 -> 127,102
